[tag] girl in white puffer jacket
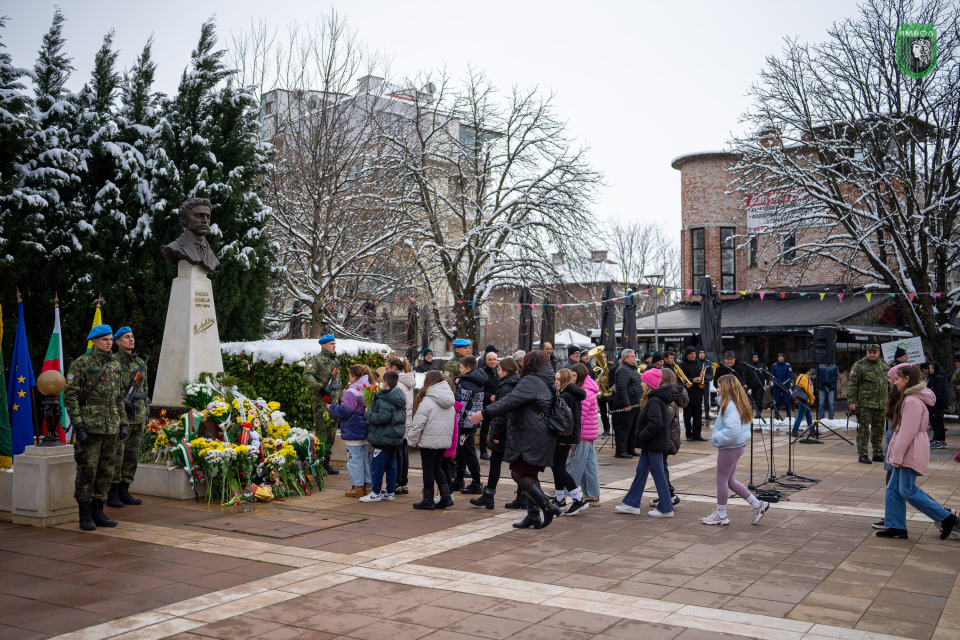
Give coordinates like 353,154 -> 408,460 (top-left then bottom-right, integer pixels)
408,370 -> 456,510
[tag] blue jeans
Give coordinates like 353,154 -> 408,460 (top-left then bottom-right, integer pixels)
346,444 -> 371,487
818,388 -> 836,420
622,449 -> 673,512
884,466 -> 950,530
793,404 -> 812,433
370,448 -> 398,495
566,440 -> 601,497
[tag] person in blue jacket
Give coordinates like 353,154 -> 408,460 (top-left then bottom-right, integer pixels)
771,354 -> 793,420
817,363 -> 839,420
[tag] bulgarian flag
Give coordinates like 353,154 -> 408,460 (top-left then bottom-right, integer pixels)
42,305 -> 71,442
85,299 -> 103,353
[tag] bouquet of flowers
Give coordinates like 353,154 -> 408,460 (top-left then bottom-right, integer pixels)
362,382 -> 378,410
288,427 -> 326,490
181,378 -> 219,412
257,440 -> 304,497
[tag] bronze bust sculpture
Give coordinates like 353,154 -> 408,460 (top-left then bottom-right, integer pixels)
162,198 -> 221,273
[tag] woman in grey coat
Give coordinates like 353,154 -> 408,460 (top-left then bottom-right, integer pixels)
408,370 -> 456,510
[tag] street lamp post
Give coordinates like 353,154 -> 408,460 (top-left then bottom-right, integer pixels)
647,274 -> 664,352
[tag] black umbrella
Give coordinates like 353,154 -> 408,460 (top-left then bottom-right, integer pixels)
600,281 -> 617,353
622,288 -> 638,353
540,296 -> 556,351
405,304 -> 418,362
518,287 -> 534,352
699,275 -> 722,365
420,307 -> 430,354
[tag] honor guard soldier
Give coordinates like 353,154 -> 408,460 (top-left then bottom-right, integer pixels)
63,325 -> 129,531
443,339 -> 472,378
847,343 -> 890,464
107,326 -> 148,508
302,334 -> 341,475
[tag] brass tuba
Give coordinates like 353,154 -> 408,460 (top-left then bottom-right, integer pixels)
587,345 -> 613,398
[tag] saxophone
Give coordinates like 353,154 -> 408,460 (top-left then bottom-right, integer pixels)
587,345 -> 613,398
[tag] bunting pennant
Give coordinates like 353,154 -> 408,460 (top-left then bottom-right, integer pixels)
865,293 -> 872,302
656,288 -> 663,295
838,293 -> 844,301
889,293 -> 896,298
739,291 -> 747,296
799,292 -> 807,297
908,293 -> 916,301
935,292 -> 942,297
779,292 -> 786,299
759,292 -> 765,300
819,293 -> 826,300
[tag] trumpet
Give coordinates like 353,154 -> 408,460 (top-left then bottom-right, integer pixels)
699,364 -> 706,388
675,366 -> 692,387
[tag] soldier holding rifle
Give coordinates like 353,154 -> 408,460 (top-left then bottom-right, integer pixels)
106,326 -> 149,508
303,334 -> 342,475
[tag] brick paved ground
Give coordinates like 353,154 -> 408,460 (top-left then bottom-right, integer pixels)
1,422 -> 958,640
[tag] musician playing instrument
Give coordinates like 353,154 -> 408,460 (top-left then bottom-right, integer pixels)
679,346 -> 706,441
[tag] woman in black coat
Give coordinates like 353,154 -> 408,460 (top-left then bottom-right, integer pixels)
554,368 -> 588,516
470,350 -> 562,529
471,357 -> 519,509
616,368 -> 677,517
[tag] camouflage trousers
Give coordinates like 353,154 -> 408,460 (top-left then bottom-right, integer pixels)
113,422 -> 144,484
74,432 -> 118,503
856,407 -> 885,457
312,400 -> 337,453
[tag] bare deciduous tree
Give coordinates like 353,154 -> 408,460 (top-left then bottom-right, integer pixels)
729,0 -> 960,362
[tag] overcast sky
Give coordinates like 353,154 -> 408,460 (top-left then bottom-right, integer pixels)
3,0 -> 863,237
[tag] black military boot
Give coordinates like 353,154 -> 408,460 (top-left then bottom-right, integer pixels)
512,502 -> 542,529
118,482 -> 142,505
322,456 -> 339,475
436,484 -> 454,508
106,483 -> 124,508
504,487 -> 527,510
92,500 -> 118,528
413,489 -> 436,510
78,501 -> 96,531
525,483 -> 562,530
470,487 -> 496,509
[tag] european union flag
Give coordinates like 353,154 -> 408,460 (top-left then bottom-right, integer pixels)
7,301 -> 35,455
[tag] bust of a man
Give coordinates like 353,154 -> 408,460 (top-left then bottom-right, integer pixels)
162,198 -> 221,273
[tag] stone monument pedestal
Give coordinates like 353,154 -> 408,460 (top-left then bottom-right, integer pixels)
11,445 -> 78,526
153,261 -> 224,407
129,463 -> 207,500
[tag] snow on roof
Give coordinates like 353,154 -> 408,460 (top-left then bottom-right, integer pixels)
221,338 -> 393,366
670,150 -> 738,170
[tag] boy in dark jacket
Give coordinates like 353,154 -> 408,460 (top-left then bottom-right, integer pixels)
361,371 -> 406,502
454,356 -> 488,494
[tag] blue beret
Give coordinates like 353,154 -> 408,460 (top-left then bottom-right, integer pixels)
87,324 -> 114,340
114,326 -> 132,341
318,334 -> 336,345
452,339 -> 472,347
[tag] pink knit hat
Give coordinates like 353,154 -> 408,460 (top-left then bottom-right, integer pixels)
641,368 -> 662,389
888,362 -> 910,380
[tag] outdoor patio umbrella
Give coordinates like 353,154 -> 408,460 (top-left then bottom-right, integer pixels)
540,296 -> 556,349
600,281 -> 617,353
699,275 -> 722,365
405,304 -> 418,362
518,287 -> 534,352
420,307 -> 430,354
621,289 -> 638,353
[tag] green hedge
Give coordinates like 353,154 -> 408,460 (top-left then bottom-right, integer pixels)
222,349 -> 388,430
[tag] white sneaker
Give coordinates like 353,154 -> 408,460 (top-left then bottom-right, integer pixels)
383,493 -> 396,501
751,501 -> 770,525
616,504 -> 644,515
359,492 -> 382,502
648,509 -> 674,518
702,511 -> 730,525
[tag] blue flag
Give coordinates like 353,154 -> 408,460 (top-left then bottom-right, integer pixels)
7,301 -> 36,455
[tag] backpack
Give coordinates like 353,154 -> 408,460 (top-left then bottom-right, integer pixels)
536,377 -> 573,436
666,401 -> 682,456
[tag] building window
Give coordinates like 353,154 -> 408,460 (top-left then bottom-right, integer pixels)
691,228 -> 705,293
783,233 -> 797,262
264,101 -> 273,115
720,228 -> 735,291
749,237 -> 758,267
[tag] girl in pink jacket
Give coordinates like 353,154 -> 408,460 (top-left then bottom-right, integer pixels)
566,364 -> 601,500
878,365 -> 959,540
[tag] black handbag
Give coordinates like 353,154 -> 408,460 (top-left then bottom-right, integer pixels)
537,378 -> 573,436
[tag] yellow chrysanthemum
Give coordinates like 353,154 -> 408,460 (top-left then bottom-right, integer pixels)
268,401 -> 281,411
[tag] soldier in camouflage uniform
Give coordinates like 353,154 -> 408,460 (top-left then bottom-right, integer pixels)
63,325 -> 129,531
106,326 -> 148,508
847,344 -> 890,464
302,334 -> 341,475
442,339 -> 473,379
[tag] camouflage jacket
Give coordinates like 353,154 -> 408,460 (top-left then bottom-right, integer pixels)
63,349 -> 128,435
847,357 -> 890,409
113,350 -> 149,425
952,367 -> 960,385
302,349 -> 341,405
442,354 -> 463,379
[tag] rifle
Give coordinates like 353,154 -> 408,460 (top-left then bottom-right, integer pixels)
123,355 -> 150,417
324,354 -> 345,395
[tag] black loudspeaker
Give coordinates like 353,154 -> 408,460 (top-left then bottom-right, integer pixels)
812,326 -> 836,364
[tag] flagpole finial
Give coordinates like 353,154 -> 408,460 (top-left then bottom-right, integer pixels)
96,293 -> 102,309
16,287 -> 21,304
54,292 -> 59,309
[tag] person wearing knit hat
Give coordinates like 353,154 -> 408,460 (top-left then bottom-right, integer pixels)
893,346 -> 909,365
561,344 -> 581,371
649,352 -> 665,369
484,344 -> 499,354
616,365 -> 676,517
415,348 -> 438,373
679,346 -> 705,441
